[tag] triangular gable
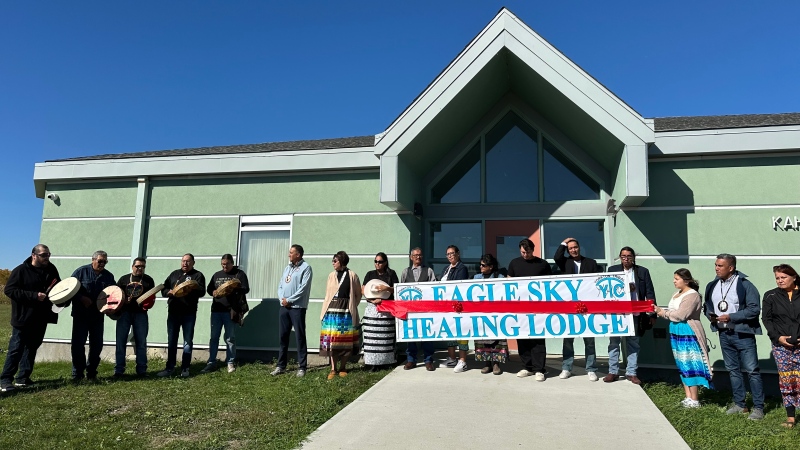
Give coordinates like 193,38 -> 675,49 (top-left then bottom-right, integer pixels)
375,8 -> 654,208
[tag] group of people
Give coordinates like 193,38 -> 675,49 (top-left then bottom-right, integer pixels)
4,241 -> 800,428
1,245 -> 249,392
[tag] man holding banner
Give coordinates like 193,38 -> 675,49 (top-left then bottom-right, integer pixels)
554,238 -> 600,381
508,238 -> 552,381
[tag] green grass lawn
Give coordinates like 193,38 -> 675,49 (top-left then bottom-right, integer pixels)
0,304 -> 389,449
643,382 -> 797,450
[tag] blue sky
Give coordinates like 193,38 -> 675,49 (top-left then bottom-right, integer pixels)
1,1 -> 798,269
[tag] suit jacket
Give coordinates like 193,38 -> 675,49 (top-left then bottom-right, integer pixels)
606,264 -> 656,302
608,263 -> 656,336
553,244 -> 599,274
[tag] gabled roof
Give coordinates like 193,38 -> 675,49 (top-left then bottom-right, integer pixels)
654,112 -> 800,132
374,7 -> 655,159
48,136 -> 375,162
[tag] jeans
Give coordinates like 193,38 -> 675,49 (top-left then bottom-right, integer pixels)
278,307 -> 307,370
406,341 -> 435,363
166,312 -> 196,371
719,331 -> 764,410
562,337 -> 597,372
607,336 -> 640,376
208,311 -> 236,364
115,311 -> 149,375
71,314 -> 105,378
1,324 -> 47,385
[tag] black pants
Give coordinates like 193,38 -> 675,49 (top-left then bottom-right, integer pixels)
1,323 -> 47,384
278,307 -> 307,370
517,338 -> 547,372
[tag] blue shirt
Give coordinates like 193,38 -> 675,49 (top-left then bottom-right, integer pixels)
277,259 -> 312,309
71,263 -> 115,317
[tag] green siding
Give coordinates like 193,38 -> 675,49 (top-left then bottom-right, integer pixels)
144,218 -> 239,257
40,220 -> 134,257
616,209 -> 796,257
44,181 -> 138,218
148,173 -> 387,216
292,214 -> 414,256
643,156 -> 800,207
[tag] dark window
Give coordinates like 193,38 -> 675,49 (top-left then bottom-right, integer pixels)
431,142 -> 480,204
485,113 -> 539,202
543,137 -> 600,201
543,221 -> 605,261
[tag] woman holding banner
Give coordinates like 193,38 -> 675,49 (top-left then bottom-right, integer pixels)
320,251 -> 362,380
654,269 -> 713,408
361,252 -> 400,371
441,245 -> 470,373
473,254 -> 507,375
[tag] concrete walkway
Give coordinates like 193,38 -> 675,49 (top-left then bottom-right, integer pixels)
300,356 -> 689,449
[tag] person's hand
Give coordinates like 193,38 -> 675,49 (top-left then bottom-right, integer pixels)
167,289 -> 174,297
708,313 -> 718,324
37,292 -> 47,302
563,237 -> 575,244
372,299 -> 383,306
281,298 -> 289,307
212,289 -> 218,297
778,336 -> 795,349
653,306 -> 663,317
717,314 -> 731,323
81,296 -> 92,308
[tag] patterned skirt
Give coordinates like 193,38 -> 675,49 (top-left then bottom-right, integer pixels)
669,322 -> 712,388
772,344 -> 800,408
320,297 -> 359,359
362,303 -> 396,365
475,339 -> 508,363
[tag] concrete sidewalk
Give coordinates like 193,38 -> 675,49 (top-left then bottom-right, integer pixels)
300,356 -> 689,449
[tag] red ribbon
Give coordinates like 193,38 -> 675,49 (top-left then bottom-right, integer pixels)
376,299 -> 655,320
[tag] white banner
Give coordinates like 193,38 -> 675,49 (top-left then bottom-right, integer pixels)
394,272 -> 637,341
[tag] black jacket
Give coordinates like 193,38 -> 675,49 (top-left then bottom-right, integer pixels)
607,263 -> 656,336
762,287 -> 800,345
4,257 -> 60,328
554,244 -> 599,274
162,269 -> 205,315
207,267 -> 250,313
606,264 -> 656,302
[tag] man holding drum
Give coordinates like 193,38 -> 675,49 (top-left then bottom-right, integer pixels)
114,257 -> 156,378
202,254 -> 250,374
158,253 -> 205,378
71,250 -> 115,381
1,244 -> 60,392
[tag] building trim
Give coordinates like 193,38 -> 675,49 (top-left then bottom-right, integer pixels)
623,204 -> 800,212
651,125 -> 800,157
42,217 -> 135,221
33,147 -> 379,198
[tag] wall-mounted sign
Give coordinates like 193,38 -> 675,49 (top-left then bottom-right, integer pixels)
773,216 -> 799,231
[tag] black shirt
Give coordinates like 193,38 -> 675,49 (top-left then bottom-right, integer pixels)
507,256 -> 553,278
116,273 -> 156,314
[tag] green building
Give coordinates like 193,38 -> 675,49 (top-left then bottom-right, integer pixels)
32,9 -> 800,374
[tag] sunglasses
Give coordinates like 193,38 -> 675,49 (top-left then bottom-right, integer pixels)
446,252 -> 456,256
374,260 -> 386,264
36,252 -> 51,257
134,265 -> 146,269
331,259 -> 339,263
96,259 -> 108,264
479,263 -> 490,267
